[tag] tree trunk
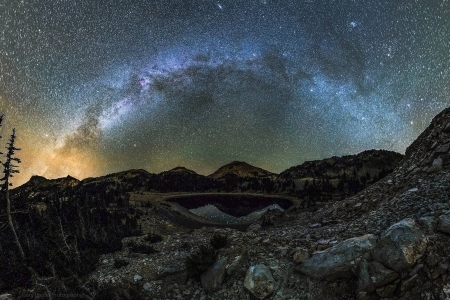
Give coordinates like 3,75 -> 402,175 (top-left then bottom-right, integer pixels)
5,178 -> 25,260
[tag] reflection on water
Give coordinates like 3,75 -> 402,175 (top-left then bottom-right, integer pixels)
190,204 -> 284,224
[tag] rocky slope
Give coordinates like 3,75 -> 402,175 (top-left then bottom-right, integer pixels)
86,107 -> 450,300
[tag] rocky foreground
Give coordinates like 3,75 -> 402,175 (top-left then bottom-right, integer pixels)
84,107 -> 450,300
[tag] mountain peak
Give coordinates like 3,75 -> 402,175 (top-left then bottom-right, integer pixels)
210,161 -> 276,179
162,166 -> 198,175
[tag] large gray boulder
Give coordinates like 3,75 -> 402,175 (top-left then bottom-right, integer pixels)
372,218 -> 427,272
299,234 -> 377,279
201,257 -> 228,292
244,264 -> 277,299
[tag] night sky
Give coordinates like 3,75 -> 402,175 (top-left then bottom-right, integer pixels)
1,0 -> 450,186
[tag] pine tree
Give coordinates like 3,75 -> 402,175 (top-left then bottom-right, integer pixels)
0,123 -> 25,260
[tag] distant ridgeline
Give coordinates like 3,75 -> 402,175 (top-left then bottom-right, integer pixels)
12,149 -> 403,210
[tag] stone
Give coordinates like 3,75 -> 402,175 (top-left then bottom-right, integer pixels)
444,122 -> 450,132
427,164 -> 442,173
293,248 -> 310,264
437,213 -> 450,234
368,261 -> 399,287
0,295 -> 12,300
418,216 -> 436,232
134,274 -> 143,281
435,143 -> 450,154
299,234 -> 377,279
201,257 -> 228,292
357,260 -> 374,292
226,251 -> 248,276
356,291 -> 368,300
143,282 -> 152,292
401,274 -> 419,292
376,284 -> 397,298
372,218 -> 427,272
409,264 -> 424,277
433,157 -> 443,166
431,263 -> 448,279
244,264 -> 277,299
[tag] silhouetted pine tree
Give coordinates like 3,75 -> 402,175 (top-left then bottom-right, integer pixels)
0,120 -> 25,260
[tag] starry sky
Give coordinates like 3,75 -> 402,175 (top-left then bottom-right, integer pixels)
1,0 -> 450,186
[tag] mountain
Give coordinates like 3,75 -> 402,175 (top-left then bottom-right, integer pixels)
156,167 -> 218,192
275,150 -> 404,205
278,149 -> 403,181
160,166 -> 198,175
209,161 -> 277,180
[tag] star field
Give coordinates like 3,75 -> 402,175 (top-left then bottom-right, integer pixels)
1,0 -> 450,186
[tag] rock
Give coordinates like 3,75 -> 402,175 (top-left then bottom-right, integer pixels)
299,234 -> 377,279
444,122 -> 450,132
437,213 -> 450,234
356,291 -> 368,300
226,251 -> 248,276
357,260 -> 398,292
433,157 -> 443,166
357,260 -> 374,292
427,164 -> 442,173
143,282 -> 152,292
376,284 -> 397,298
431,263 -> 448,279
418,216 -> 436,232
401,274 -> 419,292
293,248 -> 310,264
0,295 -> 12,300
435,143 -> 449,153
134,274 -> 143,281
244,264 -> 277,299
368,261 -> 399,287
201,257 -> 228,292
409,263 -> 424,277
372,218 -> 427,272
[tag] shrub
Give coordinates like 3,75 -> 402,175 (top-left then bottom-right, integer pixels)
129,243 -> 157,255
185,244 -> 217,279
210,233 -> 228,249
114,258 -> 129,268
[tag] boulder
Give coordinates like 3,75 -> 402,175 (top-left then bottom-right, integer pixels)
437,213 -> 450,234
299,234 -> 377,279
0,295 -> 12,300
372,218 -> 427,272
244,264 -> 277,299
201,257 -> 228,292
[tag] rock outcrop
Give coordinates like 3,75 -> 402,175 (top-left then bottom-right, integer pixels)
299,234 -> 377,279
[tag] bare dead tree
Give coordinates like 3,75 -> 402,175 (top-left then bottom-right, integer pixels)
0,125 -> 25,260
